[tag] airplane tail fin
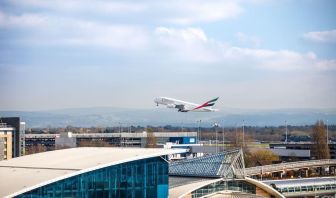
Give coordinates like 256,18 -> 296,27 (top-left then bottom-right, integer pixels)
205,97 -> 219,107
193,97 -> 219,110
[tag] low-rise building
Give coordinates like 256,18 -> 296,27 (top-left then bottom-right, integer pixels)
25,131 -> 198,150
270,142 -> 336,160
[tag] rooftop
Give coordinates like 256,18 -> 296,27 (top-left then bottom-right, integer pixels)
0,147 -> 186,197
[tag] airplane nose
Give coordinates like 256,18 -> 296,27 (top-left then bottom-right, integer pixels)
154,98 -> 161,106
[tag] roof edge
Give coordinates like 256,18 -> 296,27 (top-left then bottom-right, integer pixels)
244,177 -> 285,198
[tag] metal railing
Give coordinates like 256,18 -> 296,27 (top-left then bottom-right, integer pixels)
245,159 -> 336,175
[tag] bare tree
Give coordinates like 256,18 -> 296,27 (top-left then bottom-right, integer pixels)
311,120 -> 330,159
229,129 -> 254,149
26,144 -> 47,155
78,139 -> 112,147
146,128 -> 157,148
244,149 -> 279,167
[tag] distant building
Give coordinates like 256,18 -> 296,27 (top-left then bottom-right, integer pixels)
0,123 -> 14,160
270,142 -> 336,160
25,132 -> 197,151
0,117 -> 25,158
55,132 -> 76,148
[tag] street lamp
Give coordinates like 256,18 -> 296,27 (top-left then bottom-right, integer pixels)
214,123 -> 220,153
197,120 -> 201,144
222,122 -> 225,151
242,120 -> 245,147
285,120 -> 288,144
327,119 -> 329,145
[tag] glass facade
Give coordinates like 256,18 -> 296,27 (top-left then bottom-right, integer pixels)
277,183 -> 336,194
191,179 -> 256,198
17,157 -> 168,198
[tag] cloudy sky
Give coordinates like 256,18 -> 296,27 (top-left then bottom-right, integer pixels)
0,0 -> 335,111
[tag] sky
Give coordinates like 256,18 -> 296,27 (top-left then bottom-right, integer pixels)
0,0 -> 335,111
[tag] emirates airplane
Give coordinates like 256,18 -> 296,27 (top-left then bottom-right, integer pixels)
154,97 -> 219,112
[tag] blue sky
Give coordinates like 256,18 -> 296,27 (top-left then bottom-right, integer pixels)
0,0 -> 335,111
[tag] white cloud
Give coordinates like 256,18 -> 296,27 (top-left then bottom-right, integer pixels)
303,29 -> 336,43
155,27 -> 221,62
155,27 -> 208,42
0,11 -> 47,27
235,32 -> 261,47
0,11 -> 149,50
57,21 -> 149,50
159,0 -> 242,25
155,27 -> 336,71
6,0 -> 243,25
316,60 -> 336,71
10,0 -> 146,14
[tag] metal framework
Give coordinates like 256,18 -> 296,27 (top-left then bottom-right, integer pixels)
245,159 -> 336,176
169,149 -> 245,178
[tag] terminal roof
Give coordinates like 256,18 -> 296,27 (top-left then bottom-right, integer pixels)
0,147 -> 186,197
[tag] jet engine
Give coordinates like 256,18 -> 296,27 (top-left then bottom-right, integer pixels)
166,104 -> 175,108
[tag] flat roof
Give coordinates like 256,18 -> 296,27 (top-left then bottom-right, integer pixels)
0,147 -> 186,197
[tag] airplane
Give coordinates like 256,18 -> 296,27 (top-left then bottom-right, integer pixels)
154,97 -> 219,112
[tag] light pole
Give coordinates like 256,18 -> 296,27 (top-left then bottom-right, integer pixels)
327,119 -> 329,145
119,122 -> 122,147
235,123 -> 238,146
214,123 -> 219,153
242,120 -> 245,148
197,120 -> 201,144
285,120 -> 288,144
222,123 -> 225,151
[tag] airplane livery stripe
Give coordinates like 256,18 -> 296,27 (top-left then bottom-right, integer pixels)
193,103 -> 208,110
193,97 -> 219,110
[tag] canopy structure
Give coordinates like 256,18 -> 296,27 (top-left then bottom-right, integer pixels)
169,149 -> 245,178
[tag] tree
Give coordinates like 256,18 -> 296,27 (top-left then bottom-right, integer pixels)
78,139 -> 112,147
244,149 -> 279,167
229,129 -> 254,149
311,120 -> 330,159
26,144 -> 47,155
146,128 -> 157,148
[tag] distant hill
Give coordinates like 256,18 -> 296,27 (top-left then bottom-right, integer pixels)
1,107 -> 335,128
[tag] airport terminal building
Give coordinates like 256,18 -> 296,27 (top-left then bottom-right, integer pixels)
0,147 -> 286,198
0,147 -> 186,198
